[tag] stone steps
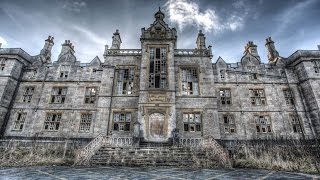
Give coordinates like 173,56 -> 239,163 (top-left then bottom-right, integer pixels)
89,145 -> 221,167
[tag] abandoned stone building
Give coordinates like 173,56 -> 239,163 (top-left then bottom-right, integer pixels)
0,9 -> 320,148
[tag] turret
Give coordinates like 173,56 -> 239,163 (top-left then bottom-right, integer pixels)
40,36 -> 54,64
265,37 -> 279,63
244,41 -> 260,61
110,29 -> 122,49
196,30 -> 206,50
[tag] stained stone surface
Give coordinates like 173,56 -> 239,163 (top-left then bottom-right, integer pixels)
0,166 -> 319,180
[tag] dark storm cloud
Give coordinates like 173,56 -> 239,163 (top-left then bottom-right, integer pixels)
0,0 -> 319,63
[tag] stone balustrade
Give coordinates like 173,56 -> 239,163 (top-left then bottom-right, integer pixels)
110,137 -> 133,147
174,49 -> 211,57
104,49 -> 142,56
179,138 -> 203,147
74,133 -> 108,165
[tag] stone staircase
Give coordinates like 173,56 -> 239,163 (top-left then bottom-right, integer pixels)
89,139 -> 231,168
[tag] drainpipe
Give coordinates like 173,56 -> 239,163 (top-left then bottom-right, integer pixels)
107,66 -> 116,136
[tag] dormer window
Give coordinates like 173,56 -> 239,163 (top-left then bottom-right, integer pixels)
59,65 -> 70,78
148,47 -> 167,89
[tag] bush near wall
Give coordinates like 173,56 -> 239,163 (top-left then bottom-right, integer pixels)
0,139 -> 84,167
231,139 -> 320,173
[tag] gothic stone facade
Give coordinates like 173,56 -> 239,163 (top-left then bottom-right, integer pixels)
1,10 -> 320,143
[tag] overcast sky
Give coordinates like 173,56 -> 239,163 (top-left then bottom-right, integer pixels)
0,0 -> 319,63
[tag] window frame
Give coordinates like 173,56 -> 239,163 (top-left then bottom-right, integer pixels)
283,88 -> 295,105
183,113 -> 202,132
79,113 -> 93,133
59,65 -> 71,79
249,89 -> 267,106
43,113 -> 62,131
219,89 -> 232,105
113,112 -> 132,132
116,68 -> 135,95
148,47 -> 167,89
50,87 -> 68,104
254,115 -> 272,133
290,114 -> 303,133
313,60 -> 320,73
84,87 -> 97,104
0,58 -> 6,71
223,114 -> 236,133
181,67 -> 199,95
12,112 -> 27,131
22,86 -> 35,103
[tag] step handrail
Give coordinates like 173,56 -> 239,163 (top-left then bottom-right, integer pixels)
74,132 -> 110,165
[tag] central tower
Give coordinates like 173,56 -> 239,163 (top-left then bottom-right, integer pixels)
138,8 -> 177,142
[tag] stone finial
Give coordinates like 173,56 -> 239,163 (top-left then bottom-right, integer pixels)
318,45 -> 320,50
265,37 -> 279,63
196,30 -> 206,50
154,7 -> 165,21
0,43 -> 2,48
110,29 -> 122,49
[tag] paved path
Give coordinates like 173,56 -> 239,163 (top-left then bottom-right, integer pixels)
0,166 -> 319,180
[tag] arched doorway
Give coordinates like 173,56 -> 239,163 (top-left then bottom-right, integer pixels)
149,113 -> 165,141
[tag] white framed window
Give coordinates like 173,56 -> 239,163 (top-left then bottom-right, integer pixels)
183,113 -> 201,132
12,112 -> 27,131
113,112 -> 131,132
44,113 -> 61,131
50,87 -> 67,104
181,68 -> 199,95
79,114 -> 92,133
255,115 -> 272,133
22,87 -> 34,103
